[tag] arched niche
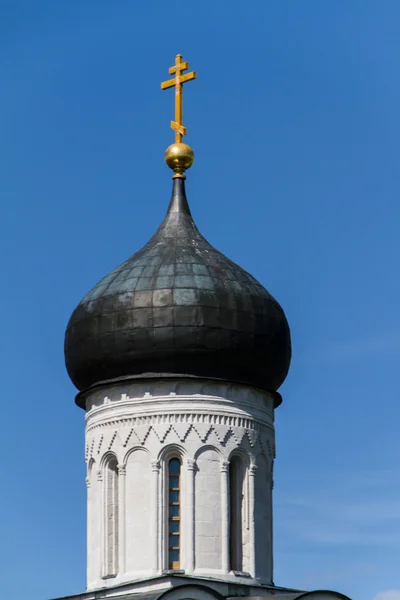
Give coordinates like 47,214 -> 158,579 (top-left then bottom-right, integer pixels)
103,453 -> 119,577
87,458 -> 100,586
228,451 -> 250,573
254,453 -> 272,582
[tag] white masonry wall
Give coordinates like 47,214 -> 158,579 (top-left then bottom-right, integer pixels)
83,378 -> 276,591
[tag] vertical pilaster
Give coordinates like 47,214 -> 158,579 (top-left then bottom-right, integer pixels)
220,460 -> 230,573
97,469 -> 104,579
117,464 -> 126,576
185,458 -> 196,573
248,463 -> 257,578
269,460 -> 274,584
151,460 -> 161,573
86,475 -> 91,584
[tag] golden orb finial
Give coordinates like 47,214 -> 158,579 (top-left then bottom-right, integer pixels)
164,142 -> 194,179
161,54 -> 196,178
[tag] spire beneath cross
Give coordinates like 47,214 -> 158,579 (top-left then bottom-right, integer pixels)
161,54 -> 196,144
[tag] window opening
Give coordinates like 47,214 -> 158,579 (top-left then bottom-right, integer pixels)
229,456 -> 244,572
168,458 -> 181,569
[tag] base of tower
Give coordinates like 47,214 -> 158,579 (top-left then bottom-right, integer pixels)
51,573 -> 351,600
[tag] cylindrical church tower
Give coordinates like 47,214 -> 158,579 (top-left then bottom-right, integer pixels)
64,55 -> 291,593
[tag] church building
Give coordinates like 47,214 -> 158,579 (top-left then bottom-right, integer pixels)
56,55 -> 351,600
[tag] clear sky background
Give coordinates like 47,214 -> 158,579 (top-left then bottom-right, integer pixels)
0,2 -> 399,600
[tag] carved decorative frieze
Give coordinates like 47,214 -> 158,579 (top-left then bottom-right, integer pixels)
86,414 -> 275,466
88,412 -> 263,432
87,412 -> 273,441
108,431 -> 117,450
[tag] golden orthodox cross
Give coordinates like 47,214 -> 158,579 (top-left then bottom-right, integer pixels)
161,54 -> 196,143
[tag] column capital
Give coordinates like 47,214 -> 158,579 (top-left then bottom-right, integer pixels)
117,464 -> 127,476
186,458 -> 196,471
96,469 -> 103,482
151,459 -> 161,473
249,464 -> 257,477
220,460 -> 230,473
85,476 -> 91,488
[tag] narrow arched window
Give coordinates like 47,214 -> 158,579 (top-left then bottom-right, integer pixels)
168,458 -> 181,569
229,456 -> 244,572
104,456 -> 119,577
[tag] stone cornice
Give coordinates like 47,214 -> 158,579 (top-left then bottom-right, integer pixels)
85,380 -> 274,427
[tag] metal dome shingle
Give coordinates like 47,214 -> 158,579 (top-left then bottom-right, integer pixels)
65,178 -> 291,406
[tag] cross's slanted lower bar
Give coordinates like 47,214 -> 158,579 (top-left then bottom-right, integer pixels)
161,54 -> 197,143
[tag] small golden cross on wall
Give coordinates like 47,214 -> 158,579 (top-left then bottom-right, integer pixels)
161,54 -> 196,143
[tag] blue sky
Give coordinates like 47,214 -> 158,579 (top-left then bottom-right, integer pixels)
0,2 -> 399,599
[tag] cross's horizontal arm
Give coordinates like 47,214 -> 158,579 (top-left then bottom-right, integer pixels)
169,61 -> 188,74
161,79 -> 176,90
171,121 -> 187,135
179,71 -> 197,84
161,71 -> 197,90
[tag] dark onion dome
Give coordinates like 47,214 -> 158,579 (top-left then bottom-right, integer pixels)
65,178 -> 291,407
